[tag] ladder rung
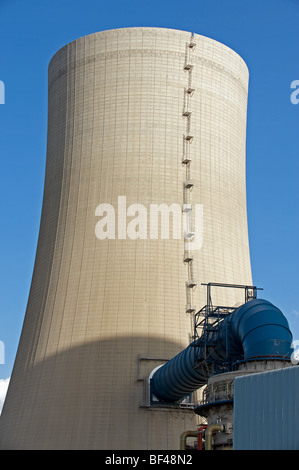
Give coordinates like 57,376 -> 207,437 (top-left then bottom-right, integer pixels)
186,280 -> 197,288
188,35 -> 196,48
186,306 -> 196,313
186,87 -> 195,95
182,156 -> 192,164
184,231 -> 195,239
184,180 -> 194,188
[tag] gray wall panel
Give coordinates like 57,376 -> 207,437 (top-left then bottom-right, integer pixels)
234,366 -> 299,450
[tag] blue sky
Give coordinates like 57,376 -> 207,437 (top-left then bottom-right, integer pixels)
0,0 -> 298,402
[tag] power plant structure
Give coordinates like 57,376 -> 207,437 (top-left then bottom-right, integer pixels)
0,27 -> 296,450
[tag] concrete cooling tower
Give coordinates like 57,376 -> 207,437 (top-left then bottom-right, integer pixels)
0,27 -> 252,449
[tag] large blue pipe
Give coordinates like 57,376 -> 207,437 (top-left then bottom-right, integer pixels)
151,299 -> 293,403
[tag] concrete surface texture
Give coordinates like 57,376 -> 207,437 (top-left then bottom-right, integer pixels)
0,27 -> 252,449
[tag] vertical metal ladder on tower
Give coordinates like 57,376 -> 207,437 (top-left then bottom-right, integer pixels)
182,34 -> 197,316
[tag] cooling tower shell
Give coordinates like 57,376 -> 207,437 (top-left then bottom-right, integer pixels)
0,27 -> 252,449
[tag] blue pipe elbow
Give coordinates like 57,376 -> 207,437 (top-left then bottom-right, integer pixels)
226,299 -> 293,360
151,299 -> 293,403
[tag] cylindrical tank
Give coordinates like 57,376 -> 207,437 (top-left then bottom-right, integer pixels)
0,27 -> 252,449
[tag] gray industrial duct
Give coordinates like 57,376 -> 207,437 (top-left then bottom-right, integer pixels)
151,299 -> 293,403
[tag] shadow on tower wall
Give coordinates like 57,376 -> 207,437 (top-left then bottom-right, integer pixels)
0,335 -> 197,450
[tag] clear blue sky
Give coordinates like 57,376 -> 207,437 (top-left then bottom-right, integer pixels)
0,0 -> 298,385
